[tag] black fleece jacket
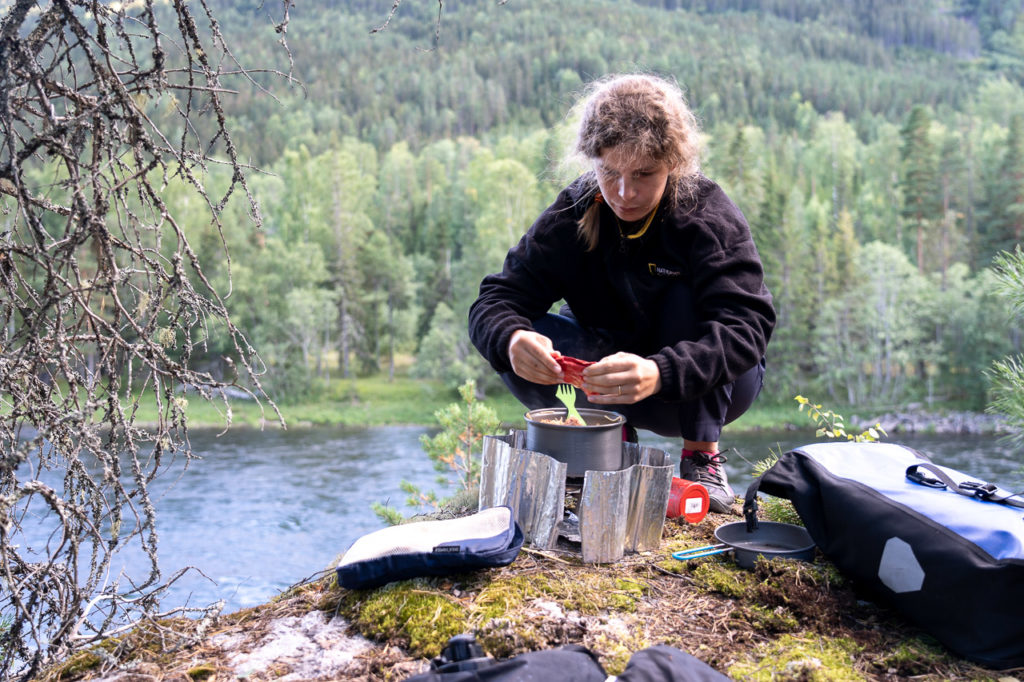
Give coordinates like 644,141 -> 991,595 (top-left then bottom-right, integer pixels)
468,174 -> 775,402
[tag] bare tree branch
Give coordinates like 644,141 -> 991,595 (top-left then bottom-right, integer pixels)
0,1 -> 294,678
370,0 -> 447,48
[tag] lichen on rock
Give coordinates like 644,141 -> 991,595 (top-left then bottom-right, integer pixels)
42,510 -> 1006,681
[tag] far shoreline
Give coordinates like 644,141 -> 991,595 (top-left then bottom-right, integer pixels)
125,374 -> 1018,437
171,401 -> 1014,438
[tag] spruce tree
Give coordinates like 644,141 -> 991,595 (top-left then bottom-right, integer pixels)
1000,114 -> 1024,250
900,105 -> 941,273
979,113 -> 1024,265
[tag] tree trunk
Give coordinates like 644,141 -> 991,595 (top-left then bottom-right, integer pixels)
388,295 -> 396,382
339,294 -> 350,379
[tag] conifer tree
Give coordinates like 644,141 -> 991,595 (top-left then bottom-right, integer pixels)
935,130 -> 970,282
900,105 -> 942,273
998,114 -> 1024,250
978,113 -> 1024,265
987,246 -> 1024,446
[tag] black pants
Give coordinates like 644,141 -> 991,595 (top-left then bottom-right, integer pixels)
502,303 -> 765,443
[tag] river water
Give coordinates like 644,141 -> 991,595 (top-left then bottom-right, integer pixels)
13,425 -> 1024,615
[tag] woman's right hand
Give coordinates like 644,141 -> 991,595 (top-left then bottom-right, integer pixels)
508,329 -> 563,385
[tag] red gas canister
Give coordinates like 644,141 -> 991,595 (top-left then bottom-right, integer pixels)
666,477 -> 710,524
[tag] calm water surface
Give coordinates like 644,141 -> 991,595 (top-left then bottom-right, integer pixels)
151,425 -> 443,611
16,425 -> 1024,614
643,430 -> 1024,494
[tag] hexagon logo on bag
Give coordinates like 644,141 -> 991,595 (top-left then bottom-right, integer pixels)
878,536 -> 925,593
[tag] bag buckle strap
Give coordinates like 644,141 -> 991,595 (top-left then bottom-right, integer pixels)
959,480 -> 1024,508
906,466 -> 947,489
958,480 -> 999,499
908,463 -> 1024,509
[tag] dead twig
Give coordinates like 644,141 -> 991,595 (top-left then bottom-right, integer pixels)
0,1 -> 294,678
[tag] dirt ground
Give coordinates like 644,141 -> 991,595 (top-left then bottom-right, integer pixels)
40,506 -> 1024,682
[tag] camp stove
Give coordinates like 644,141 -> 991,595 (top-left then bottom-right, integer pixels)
478,431 -> 674,563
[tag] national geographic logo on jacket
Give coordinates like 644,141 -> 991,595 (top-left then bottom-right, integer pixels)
648,263 -> 681,278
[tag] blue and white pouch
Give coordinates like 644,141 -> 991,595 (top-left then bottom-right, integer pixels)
336,505 -> 523,590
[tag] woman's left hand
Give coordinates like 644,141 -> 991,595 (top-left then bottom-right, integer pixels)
581,352 -> 662,404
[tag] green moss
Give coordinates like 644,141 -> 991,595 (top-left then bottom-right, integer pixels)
464,570 -> 651,660
349,581 -> 469,659
471,574 -> 541,623
807,560 -> 846,589
607,578 -> 646,613
549,572 -> 645,615
186,663 -> 217,680
43,637 -> 128,681
873,636 -> 955,676
654,557 -> 686,574
691,561 -> 757,599
47,650 -> 103,680
757,496 -> 803,526
656,537 -> 703,574
471,574 -> 565,658
592,625 -> 650,676
740,603 -> 799,631
758,555 -> 845,591
471,571 -> 646,623
728,633 -> 865,681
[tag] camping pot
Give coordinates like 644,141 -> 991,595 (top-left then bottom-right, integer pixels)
672,521 -> 816,569
524,407 -> 625,477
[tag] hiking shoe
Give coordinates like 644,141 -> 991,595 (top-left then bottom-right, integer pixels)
679,450 -> 735,513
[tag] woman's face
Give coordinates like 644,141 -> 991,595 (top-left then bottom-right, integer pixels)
594,147 -> 671,222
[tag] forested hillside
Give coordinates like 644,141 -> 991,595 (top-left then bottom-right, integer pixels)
35,0 -> 1024,410
210,0 -> 1018,162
